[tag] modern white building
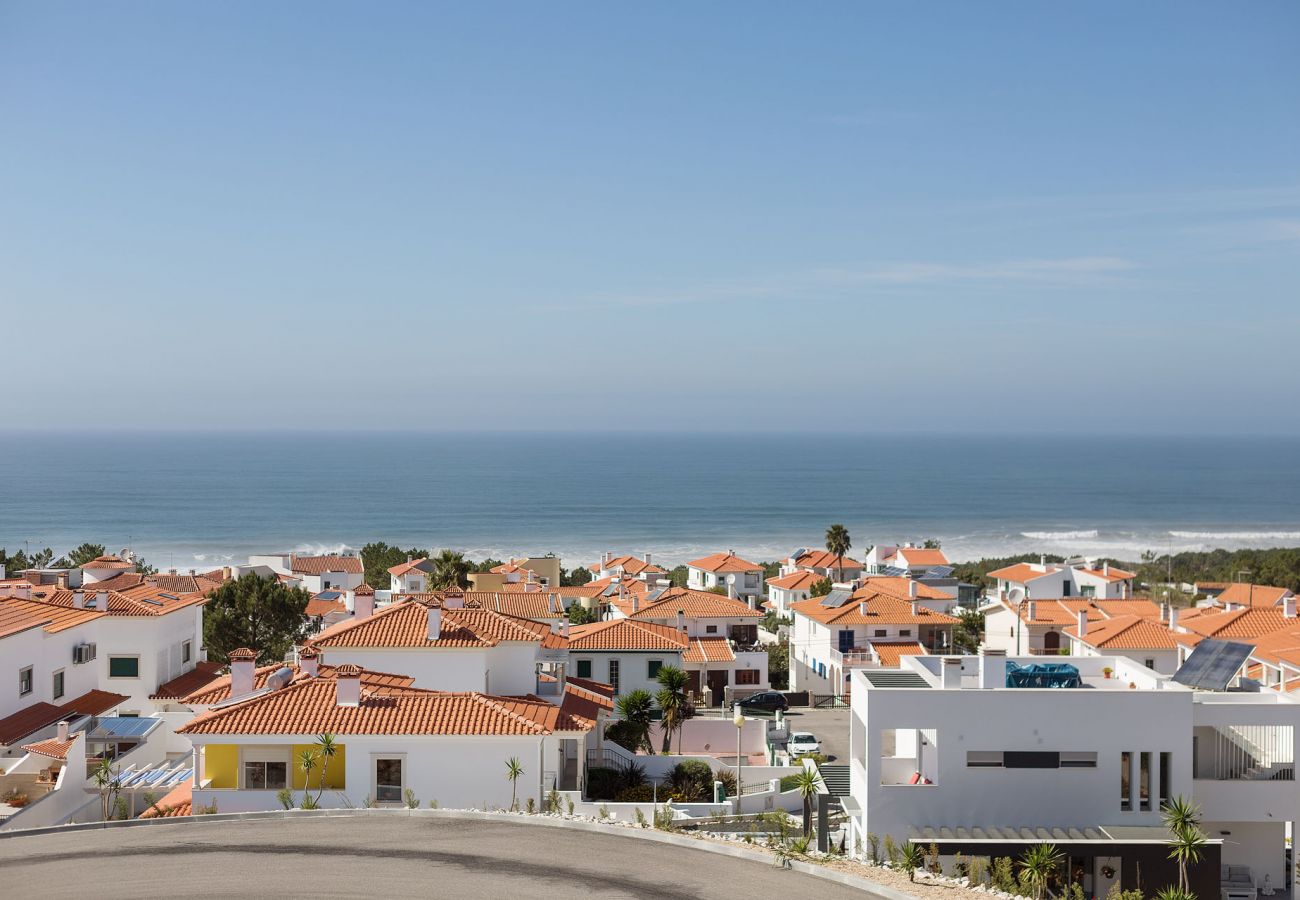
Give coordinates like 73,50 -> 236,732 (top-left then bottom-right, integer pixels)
765,570 -> 820,618
247,553 -> 365,593
982,597 -> 1162,657
846,649 -> 1299,900
387,558 -> 432,594
986,559 -> 1136,601
778,548 -> 863,582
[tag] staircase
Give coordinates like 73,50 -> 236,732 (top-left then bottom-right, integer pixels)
819,764 -> 851,797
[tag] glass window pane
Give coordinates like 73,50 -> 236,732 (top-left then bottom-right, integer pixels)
376,758 -> 402,802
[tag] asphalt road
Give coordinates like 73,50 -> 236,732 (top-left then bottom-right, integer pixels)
783,707 -> 851,762
0,815 -> 877,899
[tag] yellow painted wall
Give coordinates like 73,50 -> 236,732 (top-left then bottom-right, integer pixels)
292,744 -> 347,790
204,744 -> 239,789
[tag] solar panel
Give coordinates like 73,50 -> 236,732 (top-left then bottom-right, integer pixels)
644,588 -> 666,603
880,566 -> 910,577
923,565 -> 955,578
316,590 -> 342,600
820,589 -> 852,608
1172,639 -> 1255,691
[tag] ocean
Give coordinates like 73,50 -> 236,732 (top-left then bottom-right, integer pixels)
1,431 -> 1298,570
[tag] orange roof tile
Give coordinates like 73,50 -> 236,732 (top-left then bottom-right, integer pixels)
150,661 -> 226,700
986,562 -> 1062,583
310,599 -> 559,650
871,642 -> 925,667
140,778 -> 193,819
557,679 -> 615,727
30,583 -> 206,617
20,733 -> 79,760
857,577 -> 951,601
0,595 -> 103,638
684,637 -> 735,663
767,570 -> 823,591
182,662 -> 415,705
895,548 -> 950,567
291,555 -> 363,575
1077,566 -> 1136,582
625,587 -> 762,621
177,678 -> 592,736
1178,607 -> 1295,641
306,595 -> 348,617
83,555 -> 135,570
567,619 -> 688,652
791,591 -> 959,627
686,552 -> 763,573
387,559 -> 432,578
1216,583 -> 1292,608
599,556 -> 668,577
0,689 -> 128,746
788,549 -> 862,570
1068,615 -> 1179,650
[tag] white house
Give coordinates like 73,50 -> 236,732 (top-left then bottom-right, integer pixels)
178,665 -> 595,813
247,553 -> 365,593
779,548 -> 863,581
589,553 -> 668,583
765,570 -> 821,618
986,558 -> 1136,601
864,543 -> 950,575
685,552 -> 764,605
845,649 -> 1300,900
982,597 -> 1162,657
387,558 -> 432,594
789,580 -> 958,697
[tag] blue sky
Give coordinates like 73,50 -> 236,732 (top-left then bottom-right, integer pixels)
2,2 -> 1297,432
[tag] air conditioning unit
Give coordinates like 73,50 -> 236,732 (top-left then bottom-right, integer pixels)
73,642 -> 98,664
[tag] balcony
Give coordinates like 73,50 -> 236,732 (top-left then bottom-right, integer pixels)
830,647 -> 882,668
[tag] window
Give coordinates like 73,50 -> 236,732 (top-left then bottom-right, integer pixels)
608,659 -> 620,695
1062,583 -> 1071,597
243,760 -> 288,790
880,728 -> 938,785
647,660 -> 662,680
19,666 -> 33,696
52,669 -> 65,701
108,656 -> 140,678
736,669 -> 759,685
873,629 -> 887,638
375,758 -> 403,803
183,641 -> 192,664
1159,752 -> 1172,806
898,629 -> 912,637
1081,585 -> 1096,598
705,625 -> 718,634
1139,752 -> 1152,810
1145,659 -> 1155,670
1120,751 -> 1132,810
1005,751 -> 1061,768
966,751 -> 1097,769
575,659 -> 592,679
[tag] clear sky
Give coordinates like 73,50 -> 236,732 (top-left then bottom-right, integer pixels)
2,2 -> 1297,433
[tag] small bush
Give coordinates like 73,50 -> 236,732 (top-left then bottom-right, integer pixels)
3,790 -> 30,808
428,799 -> 438,809
546,788 -> 561,814
584,767 -> 624,801
525,798 -> 536,814
597,803 -> 610,820
992,857 -> 1018,893
634,807 -> 648,828
566,797 -> 574,816
300,794 -> 320,810
404,789 -> 418,809
969,856 -> 989,886
867,832 -> 880,864
716,769 -> 737,798
276,788 -> 294,810
615,785 -> 653,802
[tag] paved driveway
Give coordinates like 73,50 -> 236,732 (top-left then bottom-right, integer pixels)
0,815 -> 877,899
783,706 -> 851,762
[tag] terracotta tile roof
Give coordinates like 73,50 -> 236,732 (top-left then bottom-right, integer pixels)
0,595 -> 104,638
567,619 -> 688,652
306,595 -> 348,617
355,583 -> 375,595
986,562 -> 1062,583
788,549 -> 862,570
0,689 -> 128,746
150,572 -> 227,594
625,587 -> 762,621
555,585 -> 605,599
600,556 -> 668,577
463,591 -> 568,620
557,680 -> 615,727
791,590 -> 959,627
871,642 -> 925,667
1246,627 -> 1300,667
686,552 -> 763,573
1068,615 -> 1179,650
1178,607 -> 1297,640
140,778 -> 192,818
894,548 -> 950,567
291,555 -> 363,575
564,676 -> 615,699
20,732 -> 79,760
310,599 -> 559,649
87,572 -> 147,592
1077,566 -> 1136,582
857,576 -> 952,601
1216,583 -> 1292,608
150,661 -> 226,700
684,637 -> 735,663
387,559 -> 432,578
588,575 -> 651,594
182,662 -> 415,705
1006,598 -> 1161,626
83,555 -> 134,570
177,679 -> 592,736
767,570 -> 823,591
1194,582 -> 1231,591
31,583 -> 207,617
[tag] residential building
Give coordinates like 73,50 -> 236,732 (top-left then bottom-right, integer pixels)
387,558 -> 432,593
986,558 -> 1136,601
247,553 -> 364,593
864,543 -> 950,575
685,552 -> 764,605
765,570 -> 821,618
789,581 -> 959,697
1065,612 -> 1183,674
589,553 -> 668,583
778,548 -> 863,582
982,597 -> 1161,657
845,649 -> 1299,900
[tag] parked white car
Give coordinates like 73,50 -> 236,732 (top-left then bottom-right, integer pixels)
787,732 -> 820,755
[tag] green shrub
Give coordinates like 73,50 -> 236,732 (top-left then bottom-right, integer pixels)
717,769 -> 737,798
667,760 -> 716,801
992,857 -> 1018,893
615,785 -> 654,802
584,767 -> 624,801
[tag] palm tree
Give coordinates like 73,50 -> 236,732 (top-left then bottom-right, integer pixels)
900,842 -> 927,882
314,732 -> 337,804
505,756 -> 524,811
1018,842 -> 1064,900
825,524 -> 851,583
614,689 -> 656,753
791,767 -> 821,837
1163,796 -> 1207,892
92,759 -> 121,820
428,549 -> 470,590
654,666 -> 689,753
298,748 -> 319,804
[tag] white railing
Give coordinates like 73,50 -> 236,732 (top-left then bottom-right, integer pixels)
1198,725 -> 1294,780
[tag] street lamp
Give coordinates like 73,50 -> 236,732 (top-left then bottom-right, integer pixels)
733,705 -> 744,799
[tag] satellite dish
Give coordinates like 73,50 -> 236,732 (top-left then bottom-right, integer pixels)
727,574 -> 737,584
1007,587 -> 1026,604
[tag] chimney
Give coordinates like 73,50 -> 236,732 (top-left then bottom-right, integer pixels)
335,664 -> 361,706
298,647 -> 320,677
941,657 -> 962,689
1103,562 -> 1110,576
979,647 -> 1007,689
1026,600 -> 1037,622
859,601 -> 867,616
229,648 -> 256,697
353,590 -> 374,619
908,580 -> 918,599
72,590 -> 85,609
560,617 -> 570,638
56,573 -> 68,589
1039,555 -> 1046,567
644,552 -> 652,565
911,600 -> 920,617
57,720 -> 70,743
676,610 -> 686,634
632,594 -> 639,614
1076,609 -> 1088,638
442,589 -> 465,609
168,568 -> 177,576
96,591 -> 108,610
1284,595 -> 1296,619
1169,606 -> 1179,631
427,605 -> 443,641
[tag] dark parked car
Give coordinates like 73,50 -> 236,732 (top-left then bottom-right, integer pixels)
736,691 -> 788,713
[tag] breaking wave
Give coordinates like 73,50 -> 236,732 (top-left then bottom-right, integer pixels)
1020,530 -> 1100,541
1168,531 -> 1300,541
